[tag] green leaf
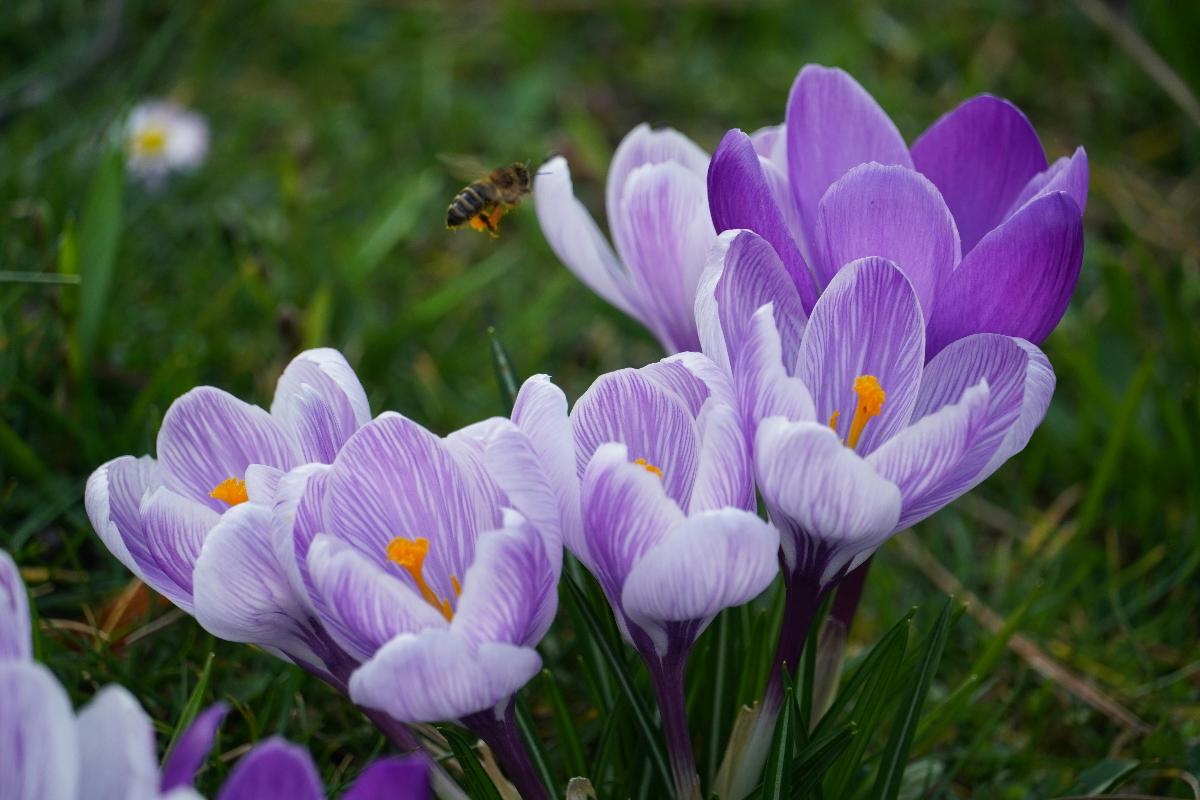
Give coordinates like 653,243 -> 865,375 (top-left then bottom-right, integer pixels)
1061,759 -> 1140,795
760,685 -> 795,800
75,146 -> 125,364
562,574 -> 673,794
438,724 -> 504,800
542,668 -> 588,779
793,723 -> 857,792
515,695 -> 558,797
870,598 -> 957,800
814,607 -> 914,739
489,326 -> 520,410
162,652 -> 215,766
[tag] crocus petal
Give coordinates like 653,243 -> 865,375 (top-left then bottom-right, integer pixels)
141,488 -> 220,613
579,443 -> 685,602
814,163 -> 960,317
157,387 -> 298,512
271,464 -> 331,618
160,703 -> 229,792
76,685 -> 159,800
1007,146 -> 1089,218
192,503 -> 312,651
534,157 -> 641,320
755,418 -> 901,582
798,257 -> 925,454
572,368 -> 700,508
0,550 -> 30,660
244,464 -> 282,505
216,738 -> 324,800
484,423 -> 571,570
867,381 -> 993,528
451,518 -> 556,649
622,509 -> 779,625
0,662 -> 78,800
785,65 -> 912,254
344,756 -> 430,800
615,161 -> 714,352
708,129 -> 818,310
328,414 -> 494,599
85,455 -> 165,586
607,124 -> 710,237
306,534 -> 448,663
350,630 -> 541,723
640,352 -> 732,415
911,95 -> 1048,253
271,348 -> 370,463
689,401 -> 754,513
733,304 -> 817,433
749,123 -> 786,167
926,191 -> 1084,357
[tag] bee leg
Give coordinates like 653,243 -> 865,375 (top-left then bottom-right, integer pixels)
486,205 -> 507,237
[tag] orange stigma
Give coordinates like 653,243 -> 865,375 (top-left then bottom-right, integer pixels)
827,410 -> 841,433
386,536 -> 455,621
634,458 -> 663,478
209,477 -> 248,506
845,375 -> 885,450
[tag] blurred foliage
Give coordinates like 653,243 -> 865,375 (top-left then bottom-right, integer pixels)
1,0 -> 1198,797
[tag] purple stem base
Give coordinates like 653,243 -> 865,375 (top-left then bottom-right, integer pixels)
464,702 -> 551,800
647,653 -> 702,800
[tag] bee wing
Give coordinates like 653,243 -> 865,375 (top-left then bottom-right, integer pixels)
437,153 -> 493,183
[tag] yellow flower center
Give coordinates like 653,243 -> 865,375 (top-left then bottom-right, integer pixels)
131,125 -> 168,157
386,536 -> 458,621
634,458 -> 663,478
209,477 -> 248,506
832,375 -> 886,450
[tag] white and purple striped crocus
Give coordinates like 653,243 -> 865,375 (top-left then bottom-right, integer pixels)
484,359 -> 779,800
270,411 -> 560,800
84,349 -> 373,683
534,123 -> 716,352
700,238 -> 1055,797
708,63 -> 1087,359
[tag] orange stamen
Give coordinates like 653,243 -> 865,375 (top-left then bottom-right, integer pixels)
386,536 -> 454,620
845,375 -> 886,450
634,457 -> 663,478
827,410 -> 841,433
209,477 -> 248,506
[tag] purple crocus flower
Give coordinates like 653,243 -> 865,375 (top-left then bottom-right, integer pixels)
272,412 -> 559,800
708,64 -> 1087,359
216,738 -> 430,800
483,361 -> 779,800
0,549 -> 227,800
84,348 -> 372,678
534,124 -> 716,352
699,238 -> 1054,797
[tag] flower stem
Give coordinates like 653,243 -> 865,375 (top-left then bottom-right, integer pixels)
464,702 -> 551,800
648,655 -> 702,800
829,556 -> 872,631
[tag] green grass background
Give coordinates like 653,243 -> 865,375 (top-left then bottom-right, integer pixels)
2,1 -> 1198,797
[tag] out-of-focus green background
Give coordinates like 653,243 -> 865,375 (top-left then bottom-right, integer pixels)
2,1 -> 1198,797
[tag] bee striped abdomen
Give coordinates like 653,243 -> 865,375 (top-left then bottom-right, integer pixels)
446,182 -> 498,228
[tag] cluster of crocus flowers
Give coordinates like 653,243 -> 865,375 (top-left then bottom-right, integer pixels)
1,549 -> 428,799
125,100 -> 210,185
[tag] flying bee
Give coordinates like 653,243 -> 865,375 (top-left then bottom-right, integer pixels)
445,162 -> 533,238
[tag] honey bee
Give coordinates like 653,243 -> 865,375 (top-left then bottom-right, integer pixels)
445,162 -> 533,237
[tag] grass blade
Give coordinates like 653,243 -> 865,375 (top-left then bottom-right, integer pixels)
760,685 -> 795,800
162,651 -> 215,765
792,723 -> 857,792
542,668 -> 588,779
515,695 -> 558,797
438,724 -> 503,800
75,146 -> 125,365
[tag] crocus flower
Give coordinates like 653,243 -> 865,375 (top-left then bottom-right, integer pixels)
534,124 -> 716,352
483,361 -> 779,800
85,349 -> 371,679
0,548 -> 226,800
700,237 -> 1054,798
216,738 -> 430,800
708,63 -> 1087,358
271,411 -> 560,800
125,100 -> 210,185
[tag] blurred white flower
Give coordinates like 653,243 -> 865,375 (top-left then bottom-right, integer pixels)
124,100 -> 209,184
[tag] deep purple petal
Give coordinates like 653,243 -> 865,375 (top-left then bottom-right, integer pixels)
157,387 -> 299,512
271,348 -> 370,463
0,550 -> 31,661
327,414 -> 496,601
926,191 -> 1084,357
141,488 -> 220,613
911,95 -> 1048,253
798,257 -> 925,454
534,157 -> 642,321
708,129 -> 819,310
349,630 -> 540,723
85,455 -> 166,587
814,163 -> 960,318
571,369 -> 700,509
344,756 -> 431,800
160,703 -> 230,792
613,162 -> 715,352
0,662 -> 77,800
306,534 -> 448,662
75,685 -> 159,800
578,443 -> 685,603
754,418 -> 901,584
1007,146 -> 1089,219
622,509 -> 778,626
217,738 -> 324,800
785,65 -> 912,256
